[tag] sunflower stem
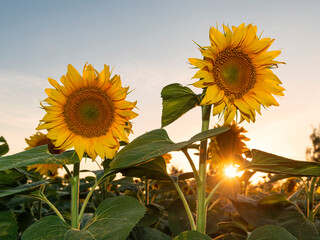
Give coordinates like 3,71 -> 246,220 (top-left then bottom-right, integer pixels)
71,162 -> 80,229
145,179 -> 150,206
182,148 -> 201,185
173,181 -> 196,230
309,177 -> 318,221
78,181 -> 98,226
196,103 -> 211,233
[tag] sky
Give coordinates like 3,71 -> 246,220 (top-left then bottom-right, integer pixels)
1,0 -> 320,174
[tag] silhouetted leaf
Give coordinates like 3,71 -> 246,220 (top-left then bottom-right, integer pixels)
243,149 -> 320,176
0,137 -> 9,156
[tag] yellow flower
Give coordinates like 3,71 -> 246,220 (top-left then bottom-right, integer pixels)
37,64 -> 138,160
25,132 -> 63,177
189,23 -> 284,124
208,121 -> 249,166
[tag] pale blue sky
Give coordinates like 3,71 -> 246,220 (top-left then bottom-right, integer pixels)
1,0 -> 320,172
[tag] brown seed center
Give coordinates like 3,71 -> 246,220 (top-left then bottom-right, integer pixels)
63,87 -> 115,138
213,49 -> 256,99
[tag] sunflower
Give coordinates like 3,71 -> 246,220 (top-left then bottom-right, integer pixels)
37,64 -> 138,160
189,23 -> 284,124
25,132 -> 63,177
208,121 -> 249,167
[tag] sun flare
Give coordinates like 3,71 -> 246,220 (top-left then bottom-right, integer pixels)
224,165 -> 238,178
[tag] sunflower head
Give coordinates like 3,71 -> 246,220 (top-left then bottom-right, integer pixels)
37,64 -> 138,160
25,132 -> 63,177
189,23 -> 285,124
208,121 -> 249,167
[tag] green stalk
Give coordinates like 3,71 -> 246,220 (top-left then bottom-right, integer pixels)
31,191 -> 65,222
173,181 -> 196,230
182,148 -> 201,185
78,181 -> 98,225
309,177 -> 318,221
145,179 -> 150,206
196,104 -> 211,233
71,162 -> 80,229
205,179 -> 224,208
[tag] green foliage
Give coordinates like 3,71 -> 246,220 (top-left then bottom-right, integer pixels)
0,180 -> 47,197
231,194 -> 320,240
0,136 -> 9,156
247,225 -> 297,240
127,227 -> 172,240
0,145 -> 80,171
243,149 -> 320,176
161,83 -> 200,127
120,156 -> 170,180
173,230 -> 212,240
0,204 -> 18,240
22,195 -> 146,240
110,127 -> 229,170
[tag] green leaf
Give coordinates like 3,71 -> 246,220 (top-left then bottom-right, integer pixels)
0,136 -> 9,156
168,198 -> 196,236
242,149 -> 320,176
161,83 -> 200,127
22,216 -> 90,240
247,225 -> 297,240
84,195 -> 146,239
111,127 -> 229,170
120,156 -> 170,180
22,196 -> 146,240
173,230 -> 212,240
0,168 -> 27,188
0,145 -> 79,171
127,227 -> 172,240
0,204 -> 18,240
0,180 -> 47,197
231,194 -> 319,240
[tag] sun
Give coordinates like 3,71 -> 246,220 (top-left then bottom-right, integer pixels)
224,165 -> 239,178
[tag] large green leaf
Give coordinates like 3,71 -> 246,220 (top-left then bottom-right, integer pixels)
231,194 -> 319,240
110,127 -> 229,170
84,195 -> 146,239
247,225 -> 297,240
22,216 -> 91,240
161,83 -> 200,127
0,137 -> 9,157
0,180 -> 47,197
120,156 -> 170,180
127,227 -> 172,240
0,168 -> 27,188
0,204 -> 18,240
242,149 -> 320,176
173,230 -> 212,240
22,195 -> 146,240
0,145 -> 79,171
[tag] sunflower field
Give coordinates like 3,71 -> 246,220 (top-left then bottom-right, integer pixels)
2,23 -> 320,240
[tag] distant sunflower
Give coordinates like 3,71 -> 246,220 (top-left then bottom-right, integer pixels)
37,64 -> 138,160
162,153 -> 172,164
25,132 -> 63,177
189,23 -> 284,123
208,121 -> 249,166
